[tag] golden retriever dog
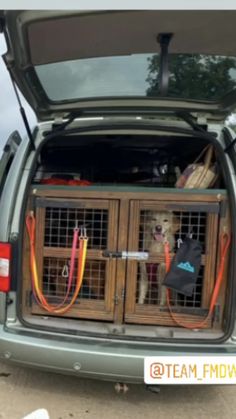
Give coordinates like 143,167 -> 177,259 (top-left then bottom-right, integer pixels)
138,211 -> 179,306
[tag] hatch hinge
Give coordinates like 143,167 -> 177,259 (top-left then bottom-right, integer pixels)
121,288 -> 125,301
213,304 -> 221,324
53,116 -> 65,125
51,112 -> 83,133
196,115 -> 208,125
114,294 -> 119,305
25,290 -> 32,308
114,289 -> 125,305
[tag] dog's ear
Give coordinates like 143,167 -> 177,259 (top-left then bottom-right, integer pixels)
171,215 -> 180,234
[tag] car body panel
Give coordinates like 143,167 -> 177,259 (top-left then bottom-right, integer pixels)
1,324 -> 236,383
1,11 -> 236,383
0,118 -> 235,382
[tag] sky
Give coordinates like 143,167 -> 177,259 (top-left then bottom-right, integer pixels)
0,34 -> 36,151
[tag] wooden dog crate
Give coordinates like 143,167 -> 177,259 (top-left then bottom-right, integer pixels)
23,186 -> 230,329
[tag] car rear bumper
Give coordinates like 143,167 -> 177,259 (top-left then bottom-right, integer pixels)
1,325 -> 236,383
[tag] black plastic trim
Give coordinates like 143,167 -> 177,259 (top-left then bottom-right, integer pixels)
42,121 -> 218,143
10,236 -> 19,292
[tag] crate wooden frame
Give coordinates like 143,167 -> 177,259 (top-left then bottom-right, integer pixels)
125,200 -> 219,327
23,185 -> 229,328
31,197 -> 119,320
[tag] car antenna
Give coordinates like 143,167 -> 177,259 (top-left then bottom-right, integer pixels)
9,74 -> 35,150
157,33 -> 173,97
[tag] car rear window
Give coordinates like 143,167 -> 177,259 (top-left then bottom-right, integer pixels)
35,53 -> 236,102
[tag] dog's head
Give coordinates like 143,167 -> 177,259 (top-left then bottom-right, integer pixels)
147,211 -> 180,243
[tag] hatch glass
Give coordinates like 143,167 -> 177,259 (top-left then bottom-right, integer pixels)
35,53 -> 236,102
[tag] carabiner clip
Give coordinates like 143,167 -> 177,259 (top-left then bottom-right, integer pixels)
74,220 -> 79,232
177,238 -> 183,248
83,227 -> 88,240
62,264 -> 69,278
79,226 -> 88,240
187,230 -> 193,239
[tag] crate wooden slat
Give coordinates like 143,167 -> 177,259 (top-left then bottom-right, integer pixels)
113,199 -> 130,324
32,185 -> 227,203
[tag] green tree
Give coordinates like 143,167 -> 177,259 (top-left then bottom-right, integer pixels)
146,54 -> 236,100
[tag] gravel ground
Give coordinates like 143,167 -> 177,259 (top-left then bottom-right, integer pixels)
0,361 -> 235,419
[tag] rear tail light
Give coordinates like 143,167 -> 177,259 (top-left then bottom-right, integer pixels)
0,243 -> 11,292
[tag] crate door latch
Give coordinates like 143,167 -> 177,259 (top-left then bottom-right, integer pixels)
103,251 -> 149,260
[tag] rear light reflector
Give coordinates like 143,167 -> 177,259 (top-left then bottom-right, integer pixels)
0,243 -> 11,292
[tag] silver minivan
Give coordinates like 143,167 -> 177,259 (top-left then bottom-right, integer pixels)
0,10 -> 236,384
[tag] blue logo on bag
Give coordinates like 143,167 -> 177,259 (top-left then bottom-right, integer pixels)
177,261 -> 195,273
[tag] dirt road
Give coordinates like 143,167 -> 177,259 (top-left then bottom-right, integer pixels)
0,361 -> 235,419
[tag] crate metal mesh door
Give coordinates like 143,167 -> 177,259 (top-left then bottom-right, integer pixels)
32,197 -> 119,320
125,200 -> 220,327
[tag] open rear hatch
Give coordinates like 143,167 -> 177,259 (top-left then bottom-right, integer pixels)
1,10 -> 236,121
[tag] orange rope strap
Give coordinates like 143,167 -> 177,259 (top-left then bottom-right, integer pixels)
26,211 -> 88,314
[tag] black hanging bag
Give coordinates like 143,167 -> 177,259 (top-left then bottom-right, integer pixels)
163,237 -> 202,297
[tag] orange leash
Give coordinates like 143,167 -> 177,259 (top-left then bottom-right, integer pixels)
164,234 -> 231,329
26,212 -> 88,314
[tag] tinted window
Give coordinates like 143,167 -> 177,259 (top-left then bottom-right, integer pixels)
35,53 -> 236,102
